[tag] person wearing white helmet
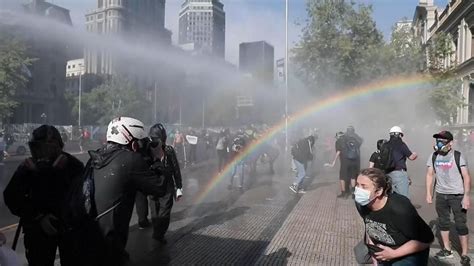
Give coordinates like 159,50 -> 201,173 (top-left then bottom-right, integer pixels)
75,117 -> 166,266
384,126 -> 418,198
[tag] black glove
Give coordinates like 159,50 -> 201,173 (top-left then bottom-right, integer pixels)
38,214 -> 59,236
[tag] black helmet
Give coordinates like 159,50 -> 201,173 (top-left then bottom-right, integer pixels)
149,123 -> 167,144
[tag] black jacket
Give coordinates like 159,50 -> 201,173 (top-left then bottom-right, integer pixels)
162,145 -> 182,190
292,137 -> 314,164
4,152 -> 84,224
89,144 -> 165,255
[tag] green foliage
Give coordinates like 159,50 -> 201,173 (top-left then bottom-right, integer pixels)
292,0 -> 384,91
71,77 -> 152,125
386,21 -> 425,74
0,30 -> 33,121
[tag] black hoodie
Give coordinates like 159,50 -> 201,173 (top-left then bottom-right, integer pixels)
87,144 -> 165,261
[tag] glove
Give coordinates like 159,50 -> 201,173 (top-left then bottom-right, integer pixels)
176,188 -> 183,201
39,214 -> 58,236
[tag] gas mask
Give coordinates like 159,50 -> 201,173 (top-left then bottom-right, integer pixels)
28,141 -> 62,168
433,139 -> 451,155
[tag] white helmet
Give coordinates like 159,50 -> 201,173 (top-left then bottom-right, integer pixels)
389,126 -> 404,135
106,117 -> 146,145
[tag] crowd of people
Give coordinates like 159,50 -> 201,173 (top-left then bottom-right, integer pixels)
290,125 -> 471,265
0,118 -> 473,265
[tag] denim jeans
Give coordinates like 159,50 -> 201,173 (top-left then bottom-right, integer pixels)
387,170 -> 409,198
293,159 -> 306,188
379,248 -> 429,266
230,161 -> 244,187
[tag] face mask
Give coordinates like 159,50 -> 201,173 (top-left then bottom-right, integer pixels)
434,139 -> 450,154
354,187 -> 374,206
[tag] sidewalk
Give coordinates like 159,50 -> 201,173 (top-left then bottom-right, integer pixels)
2,162 -> 474,265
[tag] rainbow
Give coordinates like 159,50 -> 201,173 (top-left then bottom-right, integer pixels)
194,74 -> 433,203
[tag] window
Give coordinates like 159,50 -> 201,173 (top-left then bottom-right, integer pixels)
68,65 -> 71,69
72,64 -> 75,68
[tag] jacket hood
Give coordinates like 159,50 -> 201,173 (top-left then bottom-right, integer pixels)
89,143 -> 126,169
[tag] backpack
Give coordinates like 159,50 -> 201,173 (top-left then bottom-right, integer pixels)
66,160 -> 97,224
375,142 -> 395,173
431,150 -> 463,178
343,136 -> 360,160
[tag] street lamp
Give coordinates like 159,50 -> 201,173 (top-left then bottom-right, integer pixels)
78,63 -> 84,127
285,0 -> 289,152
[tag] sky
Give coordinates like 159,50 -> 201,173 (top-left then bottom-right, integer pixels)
41,0 -> 449,65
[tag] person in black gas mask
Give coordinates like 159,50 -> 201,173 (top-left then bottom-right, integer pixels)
3,125 -> 84,266
135,123 -> 183,243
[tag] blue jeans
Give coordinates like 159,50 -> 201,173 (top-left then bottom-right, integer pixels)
293,159 -> 306,188
379,248 -> 429,266
230,161 -> 244,187
387,170 -> 409,198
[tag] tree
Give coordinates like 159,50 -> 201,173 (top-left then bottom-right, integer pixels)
425,33 -> 464,125
292,0 -> 384,92
0,29 -> 33,122
71,77 -> 152,125
386,21 -> 425,75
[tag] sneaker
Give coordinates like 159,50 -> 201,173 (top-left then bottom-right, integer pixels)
289,185 -> 298,193
337,192 -> 346,198
461,255 -> 471,266
297,189 -> 306,194
435,249 -> 454,260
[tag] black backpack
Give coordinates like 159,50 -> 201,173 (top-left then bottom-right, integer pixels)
343,136 -> 360,160
66,160 -> 97,225
374,142 -> 395,173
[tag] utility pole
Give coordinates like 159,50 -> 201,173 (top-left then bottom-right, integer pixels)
285,0 -> 289,152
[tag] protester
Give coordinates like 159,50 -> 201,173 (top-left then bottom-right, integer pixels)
79,117 -> 166,266
228,133 -> 247,191
384,126 -> 417,198
329,126 -> 363,198
369,139 -> 387,168
355,168 -> 434,265
289,135 -> 316,194
3,125 -> 84,266
135,123 -> 183,244
425,130 -> 471,265
216,129 -> 229,173
173,130 -> 185,164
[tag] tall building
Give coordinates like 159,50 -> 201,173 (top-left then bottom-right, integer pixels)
85,0 -> 171,75
239,41 -> 274,84
413,0 -> 474,124
9,0 -> 72,124
179,0 -> 225,58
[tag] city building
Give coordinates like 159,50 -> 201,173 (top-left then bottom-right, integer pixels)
239,41 -> 274,84
9,0 -> 72,124
85,0 -> 171,75
413,0 -> 474,124
66,58 -> 85,78
179,0 -> 226,58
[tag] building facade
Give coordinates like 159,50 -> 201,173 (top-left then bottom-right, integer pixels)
10,0 -> 72,124
178,0 -> 225,58
85,0 -> 171,75
413,0 -> 474,124
239,41 -> 274,84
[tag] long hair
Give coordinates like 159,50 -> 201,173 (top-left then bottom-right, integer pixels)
359,168 -> 392,196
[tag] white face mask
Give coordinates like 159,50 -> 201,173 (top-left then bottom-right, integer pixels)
354,187 -> 373,206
